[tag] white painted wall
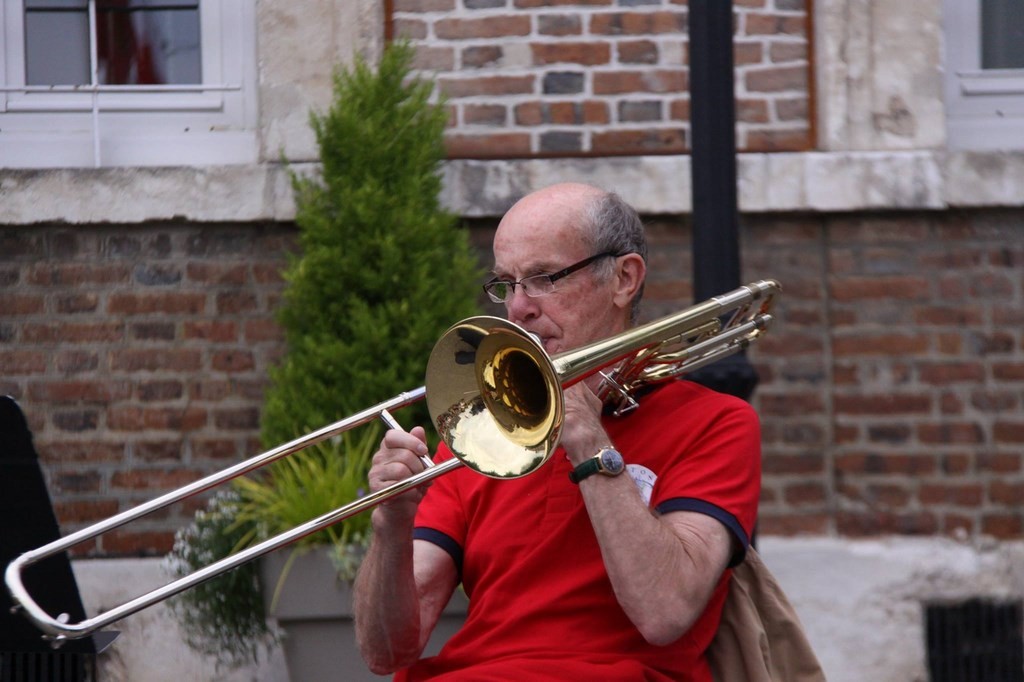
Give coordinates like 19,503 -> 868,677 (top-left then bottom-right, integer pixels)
760,537 -> 1024,682
72,559 -> 288,682
814,0 -> 946,152
257,0 -> 384,163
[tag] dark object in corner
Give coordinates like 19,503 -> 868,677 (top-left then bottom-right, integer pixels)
0,396 -> 115,681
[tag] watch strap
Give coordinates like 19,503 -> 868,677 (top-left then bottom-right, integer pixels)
568,456 -> 602,484
569,446 -> 621,484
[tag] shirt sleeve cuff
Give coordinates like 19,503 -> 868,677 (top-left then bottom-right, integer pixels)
412,527 -> 464,577
655,497 -> 751,567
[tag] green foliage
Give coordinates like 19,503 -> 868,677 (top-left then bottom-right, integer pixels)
166,429 -> 378,670
232,427 -> 379,561
166,40 -> 482,669
166,491 -> 274,669
261,39 -> 482,445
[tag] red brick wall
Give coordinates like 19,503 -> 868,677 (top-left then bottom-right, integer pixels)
0,225 -> 293,555
743,211 -> 1024,539
1,209 -> 1022,556
390,0 -> 813,157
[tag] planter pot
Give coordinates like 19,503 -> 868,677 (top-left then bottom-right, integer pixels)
261,548 -> 467,682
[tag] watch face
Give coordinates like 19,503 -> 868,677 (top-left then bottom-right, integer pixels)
600,448 -> 625,475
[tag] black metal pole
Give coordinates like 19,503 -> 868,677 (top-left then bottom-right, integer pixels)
687,0 -> 759,401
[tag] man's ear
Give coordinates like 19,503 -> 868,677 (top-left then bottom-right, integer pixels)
612,254 -> 646,311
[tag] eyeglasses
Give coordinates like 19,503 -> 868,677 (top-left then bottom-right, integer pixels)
482,251 -> 621,303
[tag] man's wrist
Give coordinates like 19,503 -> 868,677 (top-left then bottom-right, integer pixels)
569,446 -> 625,484
371,505 -> 417,535
563,429 -> 614,466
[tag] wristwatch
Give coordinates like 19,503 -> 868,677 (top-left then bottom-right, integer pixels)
569,447 -> 625,484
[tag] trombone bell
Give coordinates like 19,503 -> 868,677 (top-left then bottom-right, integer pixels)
426,317 -> 562,479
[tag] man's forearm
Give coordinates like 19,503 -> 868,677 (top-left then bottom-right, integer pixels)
353,522 -> 424,674
579,475 -> 733,645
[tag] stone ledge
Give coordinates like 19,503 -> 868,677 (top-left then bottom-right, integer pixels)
1,151 -> 1022,225
443,150 -> 1024,216
0,165 -> 305,226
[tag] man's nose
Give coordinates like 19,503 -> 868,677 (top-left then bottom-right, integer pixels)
505,284 -> 539,322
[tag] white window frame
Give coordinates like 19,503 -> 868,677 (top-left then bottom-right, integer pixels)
0,0 -> 258,168
944,0 -> 1024,151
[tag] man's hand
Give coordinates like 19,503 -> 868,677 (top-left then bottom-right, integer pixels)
559,382 -> 611,466
368,425 -> 431,529
356,424 -> 457,674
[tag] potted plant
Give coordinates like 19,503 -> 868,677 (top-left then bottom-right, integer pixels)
166,40 -> 480,678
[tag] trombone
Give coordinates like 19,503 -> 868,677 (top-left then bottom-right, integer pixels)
5,279 -> 780,644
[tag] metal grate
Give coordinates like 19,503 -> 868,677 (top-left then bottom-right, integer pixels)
926,599 -> 1024,682
0,652 -> 95,682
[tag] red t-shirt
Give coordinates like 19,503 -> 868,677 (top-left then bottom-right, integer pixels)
395,380 -> 761,681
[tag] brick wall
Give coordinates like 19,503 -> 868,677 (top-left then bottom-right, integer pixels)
390,0 -> 812,157
1,209 -> 1022,556
0,225 -> 294,555
744,211 -> 1024,539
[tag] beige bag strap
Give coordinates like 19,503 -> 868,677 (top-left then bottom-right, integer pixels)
707,548 -> 827,682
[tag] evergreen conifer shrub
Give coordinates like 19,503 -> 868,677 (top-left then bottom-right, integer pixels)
261,40 -> 481,446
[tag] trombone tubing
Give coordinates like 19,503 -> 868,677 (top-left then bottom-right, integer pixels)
4,386 -> 428,641
551,278 -> 778,386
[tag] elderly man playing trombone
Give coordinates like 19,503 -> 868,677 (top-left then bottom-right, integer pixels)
353,182 -> 762,681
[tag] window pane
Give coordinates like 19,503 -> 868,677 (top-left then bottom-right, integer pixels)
25,0 -> 90,85
96,1 -> 201,85
981,0 -> 1024,69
